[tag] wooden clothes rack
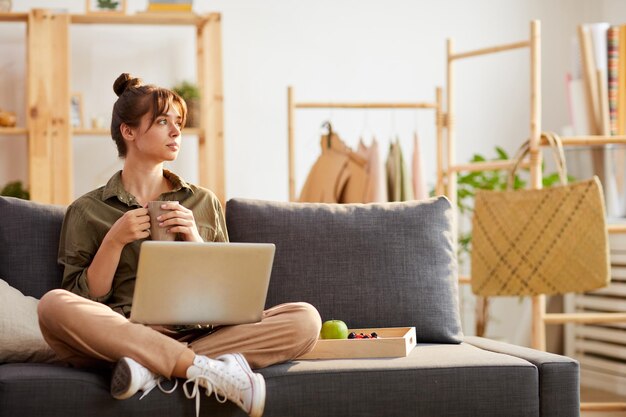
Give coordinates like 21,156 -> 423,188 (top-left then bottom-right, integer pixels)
287,86 -> 444,202
441,19 -> 626,412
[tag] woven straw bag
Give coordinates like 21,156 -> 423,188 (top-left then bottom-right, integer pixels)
470,132 -> 610,296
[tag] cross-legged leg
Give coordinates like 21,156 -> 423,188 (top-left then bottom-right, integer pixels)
188,302 -> 321,369
38,289 -> 187,378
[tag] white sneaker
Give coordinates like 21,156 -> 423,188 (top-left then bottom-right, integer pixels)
183,353 -> 265,417
111,357 -> 177,400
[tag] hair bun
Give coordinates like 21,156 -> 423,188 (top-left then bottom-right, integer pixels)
113,73 -> 142,97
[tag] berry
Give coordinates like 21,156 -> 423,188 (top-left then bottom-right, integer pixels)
348,332 -> 356,339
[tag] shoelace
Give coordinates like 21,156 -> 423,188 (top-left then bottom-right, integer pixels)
138,377 -> 178,400
183,367 -> 247,417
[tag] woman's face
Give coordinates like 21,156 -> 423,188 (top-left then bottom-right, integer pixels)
131,105 -> 182,163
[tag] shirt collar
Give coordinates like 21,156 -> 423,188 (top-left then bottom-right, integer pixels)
102,169 -> 193,206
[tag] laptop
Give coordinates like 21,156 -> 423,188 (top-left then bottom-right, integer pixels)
130,241 -> 275,326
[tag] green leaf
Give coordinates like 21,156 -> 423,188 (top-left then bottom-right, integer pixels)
542,172 -> 561,187
172,81 -> 201,101
495,146 -> 508,160
1,181 -> 30,200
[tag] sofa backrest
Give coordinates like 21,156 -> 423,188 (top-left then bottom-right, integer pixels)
0,197 -> 65,299
226,197 -> 463,344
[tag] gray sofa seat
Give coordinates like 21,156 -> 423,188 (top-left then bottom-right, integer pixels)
263,343 -> 539,417
0,196 -> 580,416
1,343 -> 540,417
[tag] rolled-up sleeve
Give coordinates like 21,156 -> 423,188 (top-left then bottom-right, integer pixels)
58,204 -> 113,303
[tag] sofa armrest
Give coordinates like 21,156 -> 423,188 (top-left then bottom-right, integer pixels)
464,336 -> 579,417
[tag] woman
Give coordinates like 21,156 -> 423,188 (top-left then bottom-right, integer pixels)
37,73 -> 321,417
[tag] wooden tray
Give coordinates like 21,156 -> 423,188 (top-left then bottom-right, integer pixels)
297,327 -> 416,360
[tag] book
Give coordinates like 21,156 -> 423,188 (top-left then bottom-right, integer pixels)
147,0 -> 192,12
608,26 -> 620,136
619,25 -> 626,136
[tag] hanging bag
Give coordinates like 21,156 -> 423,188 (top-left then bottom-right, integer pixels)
470,132 -> 610,296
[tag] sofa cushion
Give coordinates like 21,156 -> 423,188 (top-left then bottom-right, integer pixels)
0,197 -> 65,299
226,197 -> 462,343
261,343 -> 539,417
0,363 -> 242,417
0,279 -> 58,364
0,344 -> 540,417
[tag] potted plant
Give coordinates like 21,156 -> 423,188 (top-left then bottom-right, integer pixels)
1,180 -> 29,200
172,81 -> 200,128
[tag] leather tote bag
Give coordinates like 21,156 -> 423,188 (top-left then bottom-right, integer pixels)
471,132 -> 610,296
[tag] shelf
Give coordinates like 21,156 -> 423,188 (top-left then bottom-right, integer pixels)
72,128 -> 109,135
72,127 -> 202,136
0,12 -> 28,22
0,127 -> 27,135
70,12 -> 218,26
0,11 -> 219,25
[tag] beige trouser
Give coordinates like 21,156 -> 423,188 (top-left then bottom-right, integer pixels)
38,289 -> 321,378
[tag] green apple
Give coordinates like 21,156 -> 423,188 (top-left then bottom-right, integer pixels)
320,319 -> 349,339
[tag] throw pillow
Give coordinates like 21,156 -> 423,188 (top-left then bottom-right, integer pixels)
226,197 -> 463,344
0,278 -> 59,363
0,196 -> 65,299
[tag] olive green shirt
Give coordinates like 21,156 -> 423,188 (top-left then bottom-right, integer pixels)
59,170 -> 228,317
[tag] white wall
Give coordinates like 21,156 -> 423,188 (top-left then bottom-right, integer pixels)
0,0 -> 617,345
2,0 -> 570,200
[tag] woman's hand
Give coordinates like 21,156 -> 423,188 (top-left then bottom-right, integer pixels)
156,202 -> 203,242
106,207 -> 151,247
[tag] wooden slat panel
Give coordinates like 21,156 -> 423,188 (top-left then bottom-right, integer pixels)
581,368 -> 626,396
611,252 -> 626,265
577,340 -> 626,360
580,356 -> 626,378
575,325 -> 626,345
609,234 -> 626,248
584,282 -> 626,297
575,296 -> 626,311
610,266 -> 626,280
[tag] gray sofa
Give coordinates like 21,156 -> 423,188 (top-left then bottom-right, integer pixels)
0,195 -> 579,416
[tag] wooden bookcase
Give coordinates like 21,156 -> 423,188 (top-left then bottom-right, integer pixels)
0,9 -> 224,205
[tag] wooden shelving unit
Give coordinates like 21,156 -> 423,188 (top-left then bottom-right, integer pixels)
0,9 -> 224,205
